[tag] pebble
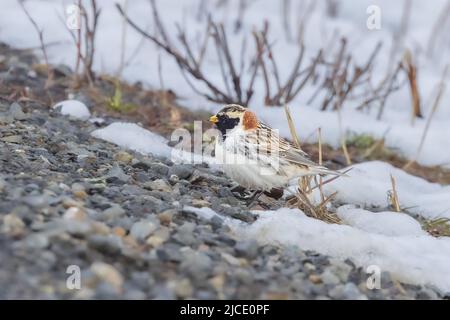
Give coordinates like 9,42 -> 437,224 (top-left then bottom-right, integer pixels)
158,210 -> 174,225
156,244 -> 182,262
416,288 -> 439,300
130,219 -> 159,241
71,183 -> 88,199
209,274 -> 226,291
168,164 -> 194,180
112,226 -> 127,237
0,177 -> 5,192
342,283 -> 367,300
90,262 -> 124,290
114,151 -> 133,164
320,270 -> 341,286
8,102 -> 29,120
147,227 -> 170,247
62,219 -> 93,237
220,252 -> 242,266
172,279 -> 193,298
191,199 -> 211,208
180,251 -> 212,280
149,163 -> 169,176
23,233 -> 49,250
2,214 -> 25,235
234,240 -> 259,259
101,204 -> 126,221
23,194 -> 50,208
88,234 -> 123,255
145,179 -> 172,192
105,164 -> 129,184
1,135 -> 22,143
308,274 -> 322,284
173,222 -> 197,246
63,207 -> 87,221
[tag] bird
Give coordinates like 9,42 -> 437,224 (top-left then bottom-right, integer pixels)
209,104 -> 344,196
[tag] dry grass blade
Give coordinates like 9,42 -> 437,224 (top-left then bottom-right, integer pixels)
389,174 -> 401,212
315,127 -> 325,202
287,188 -> 341,224
423,217 -> 450,237
309,168 -> 353,192
284,104 -> 302,148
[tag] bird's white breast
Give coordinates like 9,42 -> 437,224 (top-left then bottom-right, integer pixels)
214,130 -> 289,191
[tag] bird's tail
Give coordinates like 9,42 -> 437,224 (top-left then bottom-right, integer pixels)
310,166 -> 349,177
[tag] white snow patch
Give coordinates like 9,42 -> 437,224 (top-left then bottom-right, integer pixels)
316,161 -> 450,219
53,100 -> 90,120
91,122 -> 218,167
229,207 -> 450,292
91,122 -> 172,158
178,204 -> 450,291
336,205 -> 426,237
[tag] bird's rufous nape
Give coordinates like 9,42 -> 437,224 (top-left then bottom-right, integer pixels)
242,110 -> 258,130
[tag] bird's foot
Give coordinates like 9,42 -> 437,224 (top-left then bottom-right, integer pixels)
245,190 -> 264,208
229,184 -> 253,200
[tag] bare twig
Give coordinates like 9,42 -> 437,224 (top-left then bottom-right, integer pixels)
117,0 -> 129,77
18,0 -> 53,88
404,64 -> 449,169
388,0 -> 411,71
427,0 -> 450,58
117,1 -> 266,105
81,0 -> 100,83
281,0 -> 292,42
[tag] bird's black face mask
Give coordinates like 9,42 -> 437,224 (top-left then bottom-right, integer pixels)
214,115 -> 240,140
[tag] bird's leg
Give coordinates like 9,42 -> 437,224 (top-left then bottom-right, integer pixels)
229,184 -> 254,200
263,188 -> 284,200
245,190 -> 264,207
229,183 -> 244,193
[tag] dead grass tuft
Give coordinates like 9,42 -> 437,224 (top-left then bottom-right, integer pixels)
284,104 -> 341,224
422,218 -> 450,238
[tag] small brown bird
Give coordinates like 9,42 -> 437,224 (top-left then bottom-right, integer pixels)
210,104 -> 344,193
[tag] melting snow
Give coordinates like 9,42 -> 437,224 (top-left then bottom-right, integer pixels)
53,100 -> 90,120
317,161 -> 450,219
229,207 -> 450,292
91,122 -> 172,158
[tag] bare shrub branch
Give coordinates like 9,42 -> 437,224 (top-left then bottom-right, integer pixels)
404,64 -> 449,169
18,0 -> 53,87
117,0 -> 267,105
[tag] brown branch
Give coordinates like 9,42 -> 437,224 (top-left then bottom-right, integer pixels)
18,0 -> 53,87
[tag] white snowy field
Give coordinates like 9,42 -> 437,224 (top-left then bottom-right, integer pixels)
1,0 -> 450,166
91,121 -> 450,292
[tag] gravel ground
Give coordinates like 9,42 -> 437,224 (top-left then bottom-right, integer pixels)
0,43 -> 444,300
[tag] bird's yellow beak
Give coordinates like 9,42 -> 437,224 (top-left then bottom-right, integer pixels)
209,115 -> 218,123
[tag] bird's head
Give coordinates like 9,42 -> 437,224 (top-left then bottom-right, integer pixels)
209,104 -> 258,137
